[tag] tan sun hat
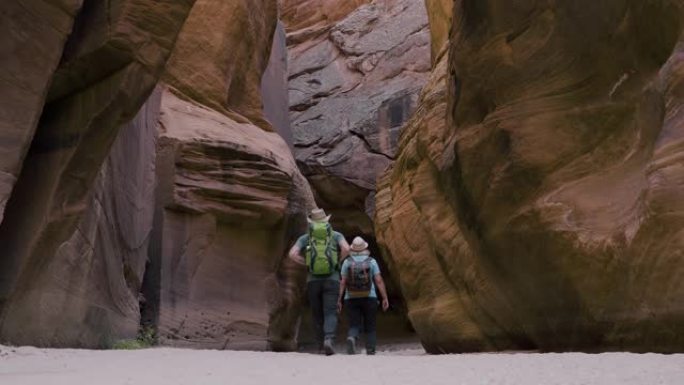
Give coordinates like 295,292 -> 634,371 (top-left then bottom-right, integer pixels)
350,236 -> 369,252
308,208 -> 331,223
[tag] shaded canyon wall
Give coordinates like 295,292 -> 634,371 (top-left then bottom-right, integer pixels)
0,0 -> 314,349
0,0 -> 196,347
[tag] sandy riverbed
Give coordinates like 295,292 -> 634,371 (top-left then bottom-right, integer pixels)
1,345 -> 683,385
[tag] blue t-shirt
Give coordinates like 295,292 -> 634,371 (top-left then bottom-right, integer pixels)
340,253 -> 380,299
296,231 -> 345,282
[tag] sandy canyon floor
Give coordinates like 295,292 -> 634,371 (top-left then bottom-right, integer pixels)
1,345 -> 683,385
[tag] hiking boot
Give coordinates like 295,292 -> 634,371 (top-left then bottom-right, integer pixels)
323,339 -> 335,356
346,337 -> 356,355
366,347 -> 376,355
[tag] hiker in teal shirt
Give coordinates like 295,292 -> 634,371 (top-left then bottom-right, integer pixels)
288,208 -> 349,355
337,236 -> 389,355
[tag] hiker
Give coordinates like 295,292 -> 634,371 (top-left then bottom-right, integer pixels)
288,208 -> 349,355
337,236 -> 389,355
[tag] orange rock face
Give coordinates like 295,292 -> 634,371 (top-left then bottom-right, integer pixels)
280,0 -> 371,38
377,0 -> 684,353
151,0 -> 315,350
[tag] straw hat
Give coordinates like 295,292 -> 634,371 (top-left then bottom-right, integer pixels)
308,208 -> 331,223
350,236 -> 369,252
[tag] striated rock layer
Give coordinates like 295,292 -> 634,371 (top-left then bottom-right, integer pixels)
0,0 -> 195,347
280,0 -> 371,38
284,0 -> 431,235
150,0 -> 315,351
377,0 -> 684,353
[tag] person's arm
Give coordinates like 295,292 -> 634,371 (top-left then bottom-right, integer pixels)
288,237 -> 306,265
337,276 -> 347,313
338,235 -> 350,260
374,274 -> 389,311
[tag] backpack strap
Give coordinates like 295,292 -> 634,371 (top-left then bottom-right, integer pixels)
306,231 -> 316,274
324,227 -> 335,271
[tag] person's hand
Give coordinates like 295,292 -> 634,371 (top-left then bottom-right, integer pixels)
337,300 -> 343,314
381,298 -> 389,312
289,253 -> 305,266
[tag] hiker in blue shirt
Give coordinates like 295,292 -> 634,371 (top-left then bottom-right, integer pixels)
337,236 -> 389,355
288,208 -> 349,355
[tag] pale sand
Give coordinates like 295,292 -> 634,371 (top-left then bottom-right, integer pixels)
1,345 -> 683,385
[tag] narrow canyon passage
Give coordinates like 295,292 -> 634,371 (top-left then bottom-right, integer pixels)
0,0 -> 424,352
1,0 -> 684,357
282,0 -> 432,348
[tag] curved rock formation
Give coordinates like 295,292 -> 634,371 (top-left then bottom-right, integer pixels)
150,0 -> 315,351
0,1 -> 82,222
285,0 -> 431,236
0,0 -> 195,347
0,0 -> 313,350
3,89 -> 162,347
377,0 -> 684,353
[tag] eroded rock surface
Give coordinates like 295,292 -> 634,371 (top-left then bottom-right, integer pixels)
0,0 -> 82,222
151,0 -> 315,351
285,0 -> 431,235
280,0 -> 371,39
377,0 -> 684,353
0,90 -> 161,347
0,0 -> 194,347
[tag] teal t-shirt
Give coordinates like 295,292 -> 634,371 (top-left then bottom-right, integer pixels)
340,253 -> 380,299
296,231 -> 345,282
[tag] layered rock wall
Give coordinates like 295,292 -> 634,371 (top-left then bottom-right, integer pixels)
377,0 -> 684,353
284,0 -> 431,235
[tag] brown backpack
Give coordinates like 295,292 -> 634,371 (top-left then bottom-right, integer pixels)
347,257 -> 372,297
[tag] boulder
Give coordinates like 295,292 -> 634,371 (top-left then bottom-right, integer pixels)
153,89 -> 313,350
377,0 -> 684,353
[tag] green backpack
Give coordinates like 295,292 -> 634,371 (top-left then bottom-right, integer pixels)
305,222 -> 339,276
